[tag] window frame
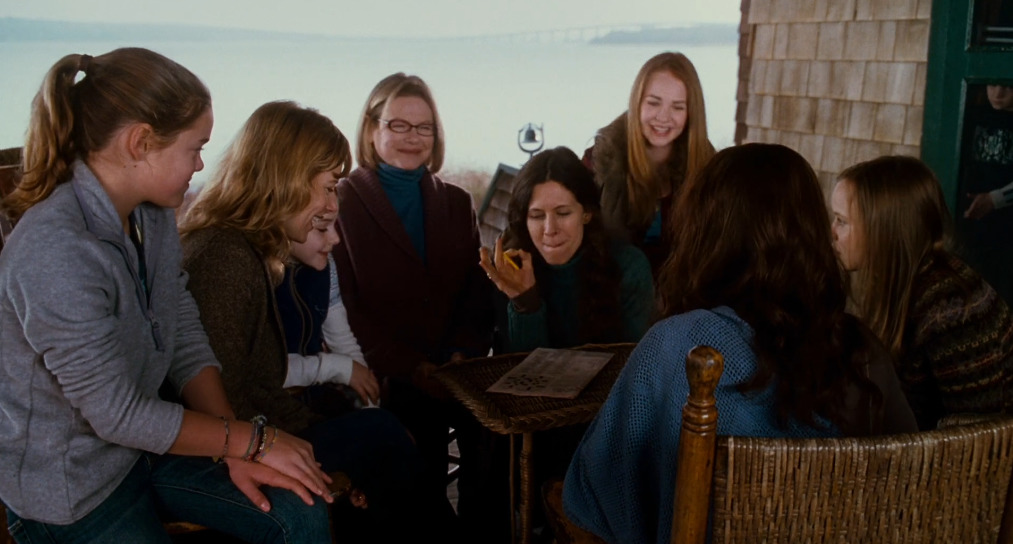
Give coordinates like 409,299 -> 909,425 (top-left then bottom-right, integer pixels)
922,0 -> 1013,213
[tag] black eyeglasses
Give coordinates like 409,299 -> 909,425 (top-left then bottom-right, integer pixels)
377,118 -> 436,137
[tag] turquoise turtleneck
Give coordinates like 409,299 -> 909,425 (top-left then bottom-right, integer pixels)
378,163 -> 426,262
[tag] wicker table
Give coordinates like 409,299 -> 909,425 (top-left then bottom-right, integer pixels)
434,343 -> 636,544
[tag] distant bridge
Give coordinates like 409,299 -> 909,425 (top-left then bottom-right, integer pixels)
452,24 -> 660,44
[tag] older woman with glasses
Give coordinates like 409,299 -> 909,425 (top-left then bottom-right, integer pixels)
331,73 -> 495,541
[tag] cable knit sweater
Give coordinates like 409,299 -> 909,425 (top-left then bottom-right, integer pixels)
900,254 -> 1013,429
563,306 -> 916,544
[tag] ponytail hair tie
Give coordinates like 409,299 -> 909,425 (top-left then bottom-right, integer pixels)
78,54 -> 92,74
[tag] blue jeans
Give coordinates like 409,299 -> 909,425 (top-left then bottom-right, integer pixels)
6,453 -> 329,544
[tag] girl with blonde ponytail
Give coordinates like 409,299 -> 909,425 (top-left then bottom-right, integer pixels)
0,48 -> 334,543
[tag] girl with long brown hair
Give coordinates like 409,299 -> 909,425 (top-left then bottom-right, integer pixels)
832,155 -> 1013,429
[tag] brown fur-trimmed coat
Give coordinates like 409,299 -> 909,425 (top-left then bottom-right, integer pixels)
582,112 -> 688,272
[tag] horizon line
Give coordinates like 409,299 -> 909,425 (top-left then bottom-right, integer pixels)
0,16 -> 738,41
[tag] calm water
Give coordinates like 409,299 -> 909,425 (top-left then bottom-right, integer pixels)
0,38 -> 738,185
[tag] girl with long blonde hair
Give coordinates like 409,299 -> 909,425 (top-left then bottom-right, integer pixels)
181,100 -> 446,541
583,51 -> 715,274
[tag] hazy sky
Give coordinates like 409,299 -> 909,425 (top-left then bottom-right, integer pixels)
1,0 -> 742,37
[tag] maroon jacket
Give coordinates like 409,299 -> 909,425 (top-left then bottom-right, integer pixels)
332,167 -> 494,380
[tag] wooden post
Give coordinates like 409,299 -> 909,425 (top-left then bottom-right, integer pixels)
670,345 -> 724,544
519,432 -> 535,544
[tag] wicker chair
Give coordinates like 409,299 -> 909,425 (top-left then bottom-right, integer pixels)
544,345 -> 1013,544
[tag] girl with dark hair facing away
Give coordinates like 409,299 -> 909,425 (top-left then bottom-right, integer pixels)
564,144 -> 916,544
0,49 -> 334,544
180,100 -> 446,542
583,51 -> 715,274
480,146 -> 655,353
831,155 -> 1013,430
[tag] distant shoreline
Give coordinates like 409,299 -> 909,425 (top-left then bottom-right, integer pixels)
591,24 -> 738,45
0,17 -> 737,45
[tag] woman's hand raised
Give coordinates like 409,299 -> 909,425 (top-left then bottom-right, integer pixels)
479,236 -> 535,299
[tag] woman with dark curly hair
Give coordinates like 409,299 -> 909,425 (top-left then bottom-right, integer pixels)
563,144 -> 916,544
480,146 -> 655,353
479,146 -> 656,539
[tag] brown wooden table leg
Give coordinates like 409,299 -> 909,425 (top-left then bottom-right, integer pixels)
509,433 -> 517,544
520,431 -> 534,544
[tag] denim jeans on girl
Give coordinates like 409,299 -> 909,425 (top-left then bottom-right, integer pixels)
6,452 -> 329,544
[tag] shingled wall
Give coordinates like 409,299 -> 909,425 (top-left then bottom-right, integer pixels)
736,0 -> 933,192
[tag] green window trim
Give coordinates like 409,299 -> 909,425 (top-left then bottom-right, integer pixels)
923,0 -> 1013,213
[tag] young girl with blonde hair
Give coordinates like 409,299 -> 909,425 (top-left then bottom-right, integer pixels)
180,99 -> 448,541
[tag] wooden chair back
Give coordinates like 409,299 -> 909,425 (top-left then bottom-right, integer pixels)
678,346 -> 1013,544
544,345 -> 1013,544
670,345 -> 723,543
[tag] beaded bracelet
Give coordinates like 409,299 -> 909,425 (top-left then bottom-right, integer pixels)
244,415 -> 267,462
255,424 -> 279,462
252,420 -> 270,461
213,417 -> 230,464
